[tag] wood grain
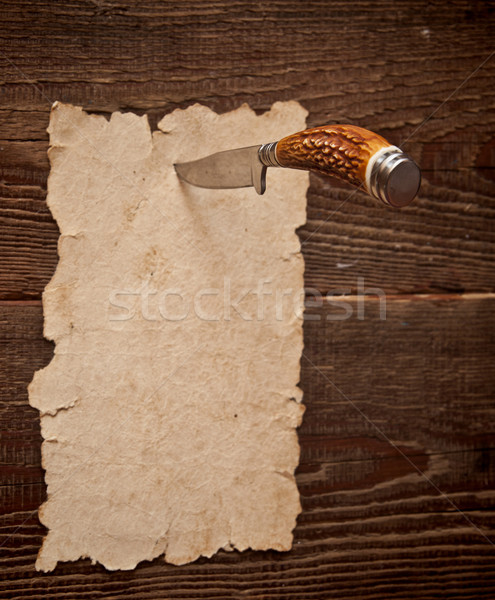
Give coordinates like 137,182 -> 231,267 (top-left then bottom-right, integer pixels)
1,298 -> 495,598
1,0 -> 495,597
0,0 -> 495,298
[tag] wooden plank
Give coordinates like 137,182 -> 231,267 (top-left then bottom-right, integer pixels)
1,0 -> 495,298
2,171 -> 494,299
1,297 -> 494,598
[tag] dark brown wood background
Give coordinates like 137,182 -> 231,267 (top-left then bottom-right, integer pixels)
1,1 -> 495,598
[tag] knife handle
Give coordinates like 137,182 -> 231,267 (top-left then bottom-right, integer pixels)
258,124 -> 420,207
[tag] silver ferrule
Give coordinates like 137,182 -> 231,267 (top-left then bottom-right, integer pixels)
369,147 -> 421,208
258,141 -> 281,168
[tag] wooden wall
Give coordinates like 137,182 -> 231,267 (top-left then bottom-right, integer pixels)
1,1 -> 495,598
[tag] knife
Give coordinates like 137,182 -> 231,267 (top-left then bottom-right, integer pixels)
174,124 -> 421,207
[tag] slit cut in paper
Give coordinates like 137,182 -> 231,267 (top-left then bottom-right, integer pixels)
29,101 -> 308,571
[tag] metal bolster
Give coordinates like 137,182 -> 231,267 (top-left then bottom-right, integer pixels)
258,141 -> 282,168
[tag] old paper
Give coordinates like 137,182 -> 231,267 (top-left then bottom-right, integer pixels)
29,101 -> 308,571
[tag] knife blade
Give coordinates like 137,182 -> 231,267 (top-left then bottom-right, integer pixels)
174,124 -> 421,207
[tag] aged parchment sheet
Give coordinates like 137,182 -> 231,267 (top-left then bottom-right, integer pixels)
29,101 -> 308,571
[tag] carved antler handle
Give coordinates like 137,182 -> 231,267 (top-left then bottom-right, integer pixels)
258,124 -> 420,207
